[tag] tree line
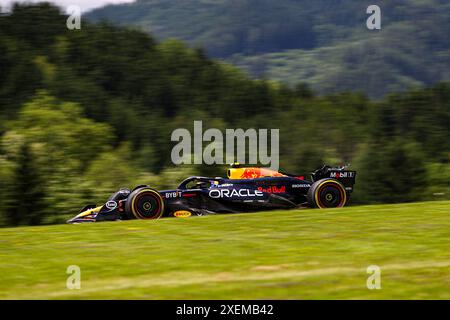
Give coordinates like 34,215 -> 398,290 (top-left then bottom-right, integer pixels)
0,4 -> 448,226
87,0 -> 450,98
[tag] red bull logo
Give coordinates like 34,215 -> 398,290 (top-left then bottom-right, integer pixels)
257,186 -> 286,193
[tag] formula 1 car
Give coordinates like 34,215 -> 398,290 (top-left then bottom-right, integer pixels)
67,164 -> 356,223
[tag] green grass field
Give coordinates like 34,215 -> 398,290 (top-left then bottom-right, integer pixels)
0,201 -> 449,299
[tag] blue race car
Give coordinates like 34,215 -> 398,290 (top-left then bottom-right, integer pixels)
68,164 -> 356,223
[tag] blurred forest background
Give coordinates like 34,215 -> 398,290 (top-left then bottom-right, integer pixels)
0,3 -> 449,226
88,0 -> 450,98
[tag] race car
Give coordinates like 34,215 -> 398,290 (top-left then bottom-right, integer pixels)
67,164 -> 356,223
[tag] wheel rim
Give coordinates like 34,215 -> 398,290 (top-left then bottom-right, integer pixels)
132,191 -> 163,219
315,181 -> 346,208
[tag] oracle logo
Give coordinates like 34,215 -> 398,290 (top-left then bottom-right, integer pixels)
209,189 -> 263,198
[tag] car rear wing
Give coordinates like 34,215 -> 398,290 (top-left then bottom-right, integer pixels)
311,165 -> 356,192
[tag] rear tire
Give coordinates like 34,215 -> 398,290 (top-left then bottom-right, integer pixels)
125,187 -> 165,220
307,178 -> 347,208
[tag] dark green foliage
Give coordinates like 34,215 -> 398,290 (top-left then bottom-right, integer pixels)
371,83 -> 450,160
355,140 -> 427,204
88,0 -> 322,57
87,0 -> 450,98
4,143 -> 47,226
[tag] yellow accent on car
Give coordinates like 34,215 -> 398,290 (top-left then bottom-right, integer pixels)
227,167 -> 286,179
73,206 -> 102,219
174,210 -> 192,218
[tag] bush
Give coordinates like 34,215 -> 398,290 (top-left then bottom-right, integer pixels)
354,139 -> 427,203
425,162 -> 450,200
3,143 -> 48,226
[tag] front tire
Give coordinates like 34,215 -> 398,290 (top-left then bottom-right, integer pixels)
125,187 -> 165,220
307,178 -> 347,208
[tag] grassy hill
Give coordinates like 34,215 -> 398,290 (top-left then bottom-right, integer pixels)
1,201 -> 449,299
87,0 -> 450,98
